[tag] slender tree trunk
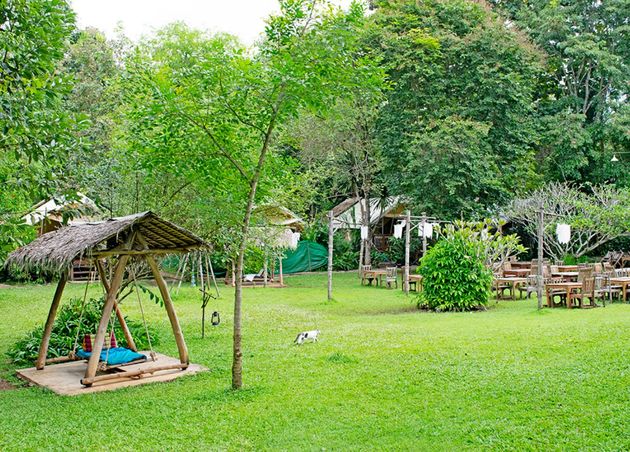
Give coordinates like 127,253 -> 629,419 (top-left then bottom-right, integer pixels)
232,106 -> 280,390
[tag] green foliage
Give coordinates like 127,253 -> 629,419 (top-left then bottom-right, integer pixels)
7,296 -> 159,365
367,0 -> 541,218
417,229 -> 492,311
506,183 -> 630,260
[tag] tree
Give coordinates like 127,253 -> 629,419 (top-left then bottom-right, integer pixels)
0,0 -> 77,265
505,183 -> 630,261
123,1 -> 380,389
364,0 -> 542,218
0,0 -> 76,163
289,90 -> 385,265
490,0 -> 630,184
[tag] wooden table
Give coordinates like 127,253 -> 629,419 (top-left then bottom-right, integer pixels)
494,277 -> 527,300
551,271 -> 579,281
610,277 -> 630,302
545,282 -> 582,308
362,269 -> 387,286
503,269 -> 530,277
407,274 -> 423,292
556,265 -> 580,272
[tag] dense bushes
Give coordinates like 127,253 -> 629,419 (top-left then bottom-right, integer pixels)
7,296 -> 159,365
417,230 -> 493,311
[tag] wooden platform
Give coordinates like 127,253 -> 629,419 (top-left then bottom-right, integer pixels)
17,352 -> 206,396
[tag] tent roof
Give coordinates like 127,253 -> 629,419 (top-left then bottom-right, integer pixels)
6,211 -> 207,273
23,193 -> 100,226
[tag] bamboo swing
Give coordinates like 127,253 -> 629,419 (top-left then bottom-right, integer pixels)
6,212 -> 208,390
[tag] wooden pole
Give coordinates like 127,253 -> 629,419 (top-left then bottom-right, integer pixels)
537,208 -> 544,309
36,271 -> 68,370
263,246 -> 268,288
328,210 -> 334,301
95,259 -> 137,352
206,254 -> 220,298
146,255 -> 189,366
279,254 -> 284,286
176,254 -> 189,294
404,210 -> 411,295
421,212 -> 427,256
83,255 -> 129,383
198,253 -> 205,293
358,237 -> 364,276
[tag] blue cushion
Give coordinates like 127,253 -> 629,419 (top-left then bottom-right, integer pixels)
76,347 -> 147,366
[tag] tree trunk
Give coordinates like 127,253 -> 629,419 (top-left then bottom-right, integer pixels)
232,105 -> 279,390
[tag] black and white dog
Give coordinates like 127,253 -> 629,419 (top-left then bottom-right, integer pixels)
294,330 -> 320,345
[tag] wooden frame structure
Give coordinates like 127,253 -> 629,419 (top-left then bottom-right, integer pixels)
6,211 -> 208,388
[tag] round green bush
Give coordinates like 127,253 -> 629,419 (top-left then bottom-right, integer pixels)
417,231 -> 492,311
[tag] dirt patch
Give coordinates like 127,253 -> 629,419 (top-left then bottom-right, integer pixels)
0,379 -> 16,391
0,284 -> 13,289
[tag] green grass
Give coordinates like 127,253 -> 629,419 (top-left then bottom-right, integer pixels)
0,272 -> 629,450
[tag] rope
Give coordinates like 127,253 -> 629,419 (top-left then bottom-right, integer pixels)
70,278 -> 91,359
130,266 -> 156,362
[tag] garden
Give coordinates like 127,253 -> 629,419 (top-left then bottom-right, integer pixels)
1,273 -> 629,450
1,0 -> 629,448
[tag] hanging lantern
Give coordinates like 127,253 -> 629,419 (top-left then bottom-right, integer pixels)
360,225 -> 369,240
556,223 -> 571,244
424,223 -> 434,238
211,311 -> 220,326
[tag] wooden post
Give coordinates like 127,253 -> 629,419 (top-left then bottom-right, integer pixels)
95,259 -> 137,352
328,210 -> 334,301
83,255 -> 129,384
36,272 -> 68,370
279,254 -> 284,286
358,238 -> 364,277
198,254 -> 205,294
536,208 -> 544,309
421,212 -> 427,256
206,254 -> 220,298
146,255 -> 189,366
263,246 -> 268,288
404,210 -> 411,295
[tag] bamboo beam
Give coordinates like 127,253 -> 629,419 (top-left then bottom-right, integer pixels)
36,272 -> 68,370
81,363 -> 187,386
83,255 -> 130,385
91,248 -> 192,258
95,259 -> 137,352
146,255 -> 189,366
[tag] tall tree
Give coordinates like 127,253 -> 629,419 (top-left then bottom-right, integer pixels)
124,1 -> 380,389
490,0 -> 630,184
364,0 -> 543,218
0,0 -> 76,264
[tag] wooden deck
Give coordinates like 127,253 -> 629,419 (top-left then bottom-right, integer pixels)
17,352 -> 206,396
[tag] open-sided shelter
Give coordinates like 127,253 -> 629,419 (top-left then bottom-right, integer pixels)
5,211 -> 207,392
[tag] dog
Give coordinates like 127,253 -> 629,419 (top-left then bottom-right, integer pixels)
294,330 -> 320,345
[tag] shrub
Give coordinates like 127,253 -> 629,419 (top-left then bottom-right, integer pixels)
7,296 -> 159,365
417,230 -> 492,311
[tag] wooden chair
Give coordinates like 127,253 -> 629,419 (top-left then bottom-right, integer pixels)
570,277 -> 597,308
493,273 -> 512,299
360,265 -> 374,286
595,274 -> 621,305
385,267 -> 397,289
578,267 -> 593,282
545,277 -> 568,307
524,275 -> 539,299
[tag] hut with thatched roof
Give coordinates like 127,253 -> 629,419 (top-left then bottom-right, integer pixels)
5,211 -> 207,392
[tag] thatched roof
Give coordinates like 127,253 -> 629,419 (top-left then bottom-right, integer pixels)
6,211 -> 207,273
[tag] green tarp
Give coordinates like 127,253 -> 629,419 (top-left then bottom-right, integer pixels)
278,240 -> 327,274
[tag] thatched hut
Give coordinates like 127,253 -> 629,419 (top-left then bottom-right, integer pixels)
6,211 -> 207,390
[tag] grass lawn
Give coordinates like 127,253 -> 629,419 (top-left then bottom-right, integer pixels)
0,272 -> 629,450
